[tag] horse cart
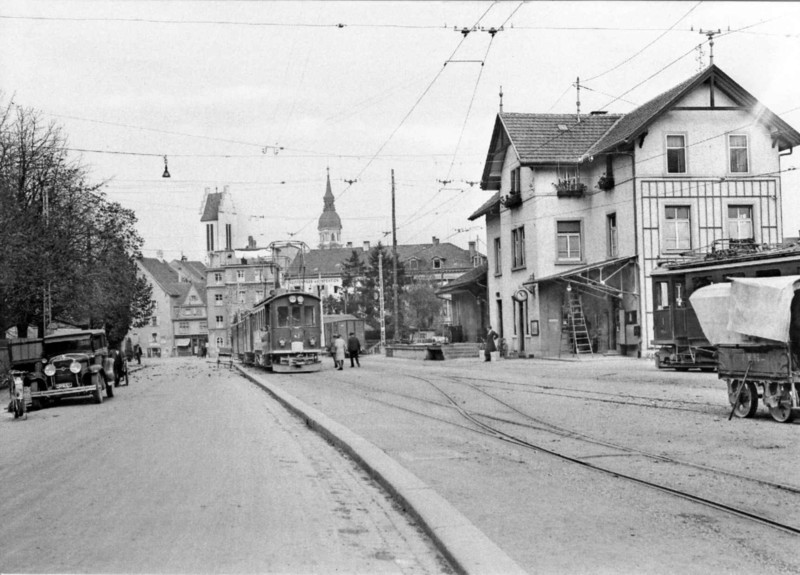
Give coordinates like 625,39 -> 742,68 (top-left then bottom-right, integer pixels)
690,276 -> 800,423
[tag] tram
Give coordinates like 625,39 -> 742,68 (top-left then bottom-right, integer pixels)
230,288 -> 323,372
651,240 -> 800,370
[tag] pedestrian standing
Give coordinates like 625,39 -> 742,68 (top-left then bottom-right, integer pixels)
484,326 -> 498,362
135,344 -> 142,365
333,334 -> 346,370
347,332 -> 361,367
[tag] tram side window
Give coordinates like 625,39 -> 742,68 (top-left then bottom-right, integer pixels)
291,306 -> 302,325
304,306 -> 316,326
655,281 -> 669,310
277,307 -> 289,327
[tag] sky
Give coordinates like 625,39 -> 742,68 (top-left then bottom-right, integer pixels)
2,0 -> 800,263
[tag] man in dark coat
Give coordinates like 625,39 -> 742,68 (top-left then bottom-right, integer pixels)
484,326 -> 498,362
347,332 -> 361,367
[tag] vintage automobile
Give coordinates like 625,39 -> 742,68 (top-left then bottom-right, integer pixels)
36,330 -> 118,404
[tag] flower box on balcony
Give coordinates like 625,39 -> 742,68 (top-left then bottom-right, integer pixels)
500,191 -> 522,208
553,179 -> 587,198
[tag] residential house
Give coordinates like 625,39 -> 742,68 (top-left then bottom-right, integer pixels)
128,258 -> 208,358
469,64 -> 800,359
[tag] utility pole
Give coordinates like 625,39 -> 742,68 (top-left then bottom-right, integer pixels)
699,29 -> 721,66
378,251 -> 386,350
391,169 -> 399,342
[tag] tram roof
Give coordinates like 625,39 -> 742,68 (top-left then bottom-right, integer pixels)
651,244 -> 800,276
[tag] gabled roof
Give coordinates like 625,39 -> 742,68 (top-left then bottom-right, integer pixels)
286,242 -> 482,278
586,65 -> 800,157
200,192 -> 222,222
478,65 -> 800,195
480,113 -> 622,190
468,191 -> 501,221
287,247 -> 364,277
138,258 -> 183,296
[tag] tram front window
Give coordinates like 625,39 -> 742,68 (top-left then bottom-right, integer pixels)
304,306 -> 317,326
278,307 -> 290,327
291,306 -> 302,325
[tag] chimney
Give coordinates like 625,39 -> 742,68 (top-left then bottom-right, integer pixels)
363,241 -> 370,251
346,242 -> 353,248
247,235 -> 256,248
156,250 -> 164,261
468,241 -> 476,257
432,236 -> 439,246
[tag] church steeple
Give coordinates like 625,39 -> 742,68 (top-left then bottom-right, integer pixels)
317,168 -> 342,249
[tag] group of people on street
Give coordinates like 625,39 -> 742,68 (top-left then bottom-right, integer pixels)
331,332 -> 362,370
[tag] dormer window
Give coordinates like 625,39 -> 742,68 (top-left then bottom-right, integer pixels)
432,258 -> 442,270
408,259 -> 419,270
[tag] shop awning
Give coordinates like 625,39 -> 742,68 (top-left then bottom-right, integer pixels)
523,255 -> 638,298
175,338 -> 192,346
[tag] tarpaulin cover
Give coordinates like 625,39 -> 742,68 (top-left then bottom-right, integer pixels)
727,276 -> 800,343
175,338 -> 192,346
689,283 -> 749,345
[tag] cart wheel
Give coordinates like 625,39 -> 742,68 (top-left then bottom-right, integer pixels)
768,404 -> 795,423
730,380 -> 758,418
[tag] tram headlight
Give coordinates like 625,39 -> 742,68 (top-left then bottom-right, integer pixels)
279,338 -> 286,348
44,364 -> 56,377
288,295 -> 296,303
309,337 -> 316,346
297,295 -> 304,303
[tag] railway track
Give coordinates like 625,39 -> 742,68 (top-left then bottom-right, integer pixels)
329,371 -> 800,537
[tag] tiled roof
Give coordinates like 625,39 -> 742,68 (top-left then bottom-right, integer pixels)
200,192 -> 222,222
587,64 -> 800,155
286,242 -> 481,278
468,191 -> 500,221
138,258 -> 182,296
585,67 -> 708,157
501,112 -> 622,164
287,247 -> 364,277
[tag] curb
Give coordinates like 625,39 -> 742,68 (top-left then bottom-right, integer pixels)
236,365 -> 528,575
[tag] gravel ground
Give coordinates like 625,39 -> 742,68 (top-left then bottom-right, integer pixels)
248,354 -> 800,575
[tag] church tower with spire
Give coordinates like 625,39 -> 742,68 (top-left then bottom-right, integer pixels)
317,168 -> 342,249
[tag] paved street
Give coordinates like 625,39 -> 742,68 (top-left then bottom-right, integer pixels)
0,359 -> 451,574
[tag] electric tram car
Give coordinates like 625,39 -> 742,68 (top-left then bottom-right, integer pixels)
651,241 -> 800,370
230,288 -> 323,373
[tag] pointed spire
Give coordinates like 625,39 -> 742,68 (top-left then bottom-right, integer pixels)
323,166 -> 335,210
499,85 -> 503,113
